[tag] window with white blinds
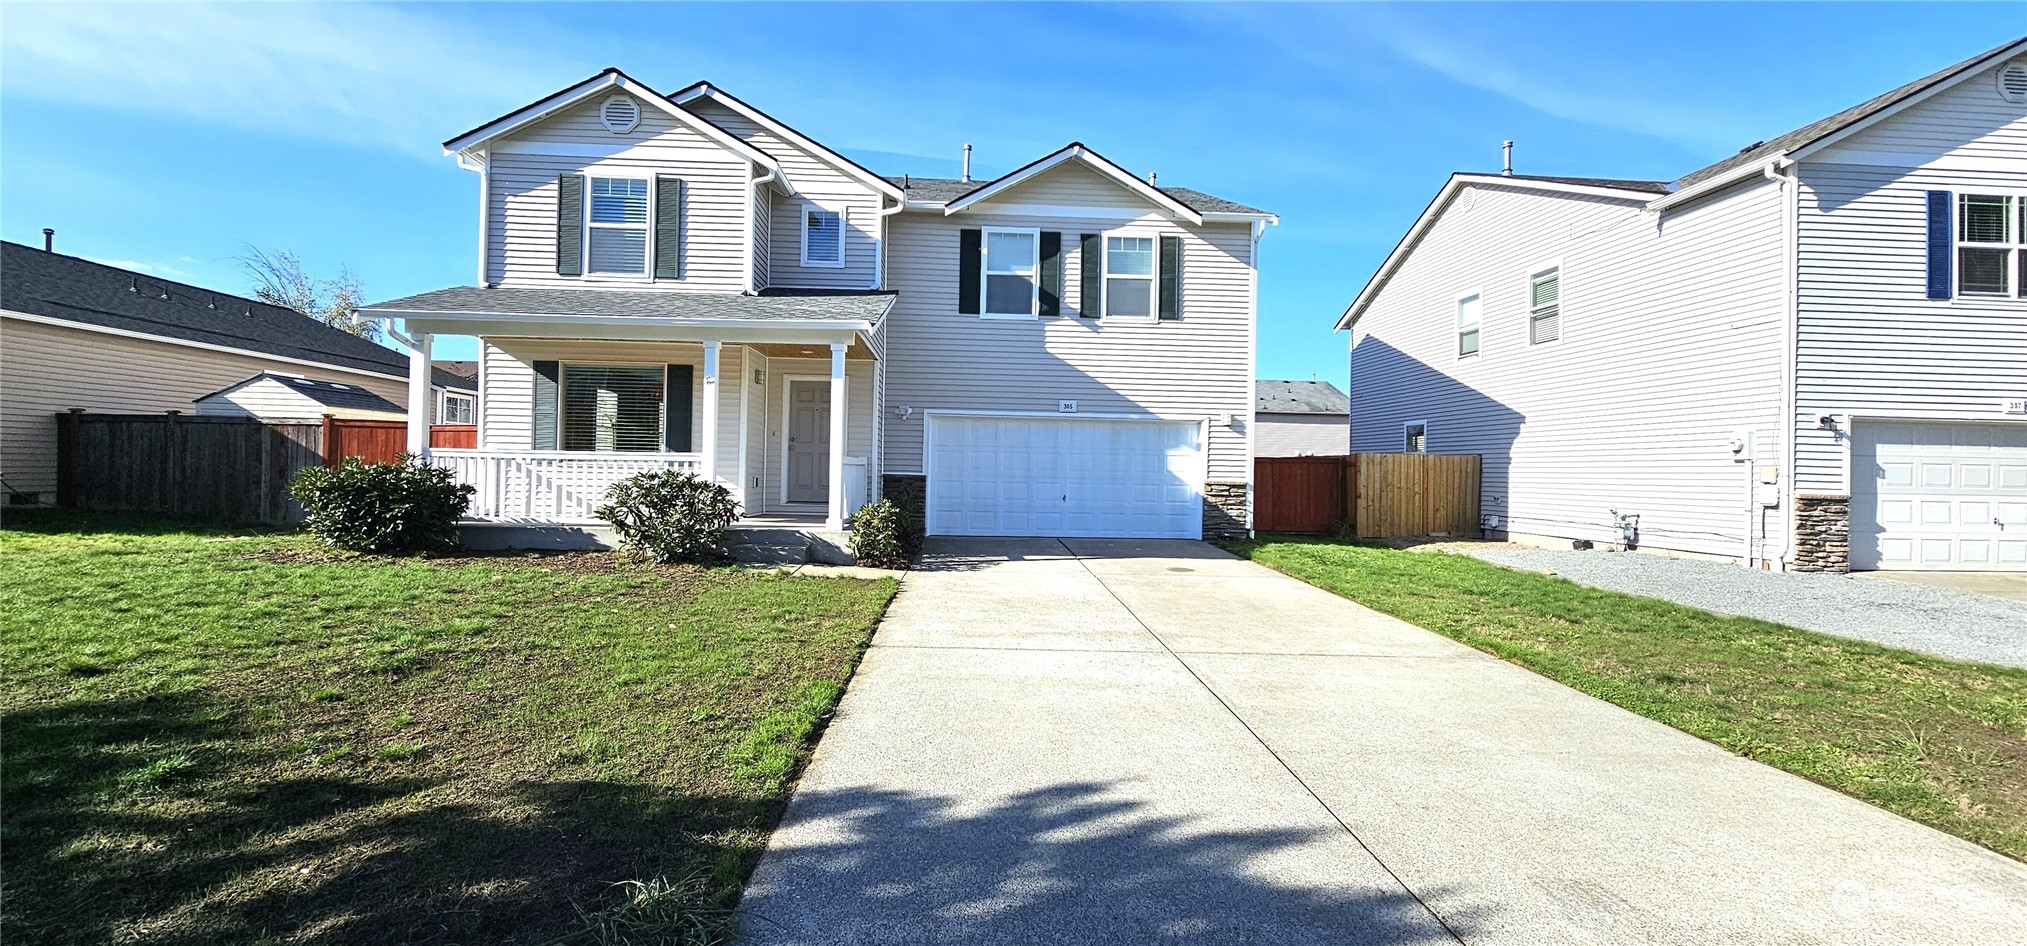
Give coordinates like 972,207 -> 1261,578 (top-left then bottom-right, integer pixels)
1958,193 -> 2021,297
1529,266 -> 1561,344
587,178 -> 650,275
561,365 -> 664,452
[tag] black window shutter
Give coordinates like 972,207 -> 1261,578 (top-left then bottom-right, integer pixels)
1038,232 -> 1063,316
1158,235 -> 1182,320
532,361 -> 560,449
665,365 -> 694,452
1079,233 -> 1102,319
957,228 -> 981,314
654,176 -> 683,279
556,175 -> 584,276
1925,190 -> 1953,300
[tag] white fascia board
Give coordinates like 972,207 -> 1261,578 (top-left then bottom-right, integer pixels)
396,314 -> 870,347
1788,38 -> 2027,162
379,309 -> 875,334
1,308 -> 408,382
943,144 -> 1206,225
1643,155 -> 1790,212
1204,211 -> 1280,225
671,84 -> 905,201
1336,174 -> 1659,331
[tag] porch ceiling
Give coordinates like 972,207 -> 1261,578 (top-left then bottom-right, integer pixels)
746,342 -> 874,361
362,285 -> 894,329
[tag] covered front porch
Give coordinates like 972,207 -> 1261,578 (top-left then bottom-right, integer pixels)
362,286 -> 891,535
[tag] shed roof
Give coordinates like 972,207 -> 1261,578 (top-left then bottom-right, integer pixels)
197,371 -> 405,414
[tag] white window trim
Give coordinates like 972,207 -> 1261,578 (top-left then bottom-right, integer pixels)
583,173 -> 655,282
801,202 -> 847,269
980,225 -> 1042,320
440,390 -> 476,425
1100,228 -> 1162,321
1952,189 -> 2027,300
1454,290 -> 1483,360
1526,260 -> 1563,346
559,361 -> 673,453
1403,420 -> 1428,454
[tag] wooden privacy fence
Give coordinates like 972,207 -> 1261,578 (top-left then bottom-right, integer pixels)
431,424 -> 478,449
323,417 -> 405,467
1253,453 -> 1482,538
56,411 -> 323,523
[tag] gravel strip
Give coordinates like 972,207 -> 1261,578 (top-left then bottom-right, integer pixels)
1450,546 -> 2027,670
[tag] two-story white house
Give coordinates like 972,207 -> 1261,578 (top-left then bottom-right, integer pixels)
1338,39 -> 2027,573
361,70 -> 1274,549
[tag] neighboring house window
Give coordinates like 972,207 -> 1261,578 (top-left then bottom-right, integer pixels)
803,205 -> 845,268
1456,293 -> 1482,357
441,392 -> 475,425
1404,422 -> 1427,453
1529,267 -> 1561,344
983,227 -> 1041,317
1957,193 -> 2021,297
587,177 -> 650,275
561,364 -> 664,452
1104,234 -> 1156,318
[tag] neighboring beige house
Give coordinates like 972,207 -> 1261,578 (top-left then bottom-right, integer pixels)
362,69 -> 1274,543
0,241 -> 471,505
1256,380 -> 1348,457
194,372 -> 407,421
1338,39 -> 2027,573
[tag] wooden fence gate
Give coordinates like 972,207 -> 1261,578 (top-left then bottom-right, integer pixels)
1252,453 -> 1482,538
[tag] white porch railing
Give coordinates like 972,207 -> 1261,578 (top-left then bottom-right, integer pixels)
431,449 -> 705,522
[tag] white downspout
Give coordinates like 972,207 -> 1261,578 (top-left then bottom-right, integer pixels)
1763,158 -> 1799,570
454,150 -> 489,286
866,194 -> 906,290
747,166 -> 778,294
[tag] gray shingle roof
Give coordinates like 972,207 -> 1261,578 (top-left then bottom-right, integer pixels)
199,371 -> 405,414
1676,36 -> 2026,189
1488,174 -> 1671,194
1257,380 -> 1349,415
0,241 -> 416,380
886,176 -> 1269,216
362,286 -> 896,323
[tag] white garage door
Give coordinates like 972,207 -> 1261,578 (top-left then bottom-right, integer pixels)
1852,421 -> 2027,571
927,414 -> 1204,538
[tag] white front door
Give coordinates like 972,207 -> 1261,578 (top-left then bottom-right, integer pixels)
927,415 -> 1204,538
1852,421 -> 2027,571
786,381 -> 831,505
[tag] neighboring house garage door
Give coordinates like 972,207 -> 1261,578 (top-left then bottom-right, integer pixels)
1852,421 -> 2027,571
926,414 -> 1204,538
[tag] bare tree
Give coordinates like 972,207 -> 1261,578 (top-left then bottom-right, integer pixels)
237,246 -> 379,341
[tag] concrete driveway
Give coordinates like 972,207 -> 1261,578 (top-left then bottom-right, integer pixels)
737,538 -> 2027,945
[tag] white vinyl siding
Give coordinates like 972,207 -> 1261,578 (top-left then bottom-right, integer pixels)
0,315 -> 408,498
678,98 -> 885,290
882,198 -> 1255,483
484,94 -> 750,292
1255,414 -> 1350,457
1347,179 -> 1790,558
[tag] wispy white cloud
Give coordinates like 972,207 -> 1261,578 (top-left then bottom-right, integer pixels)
88,257 -> 196,280
0,2 -> 576,156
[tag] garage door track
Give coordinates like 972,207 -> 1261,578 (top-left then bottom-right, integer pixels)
736,538 -> 2027,945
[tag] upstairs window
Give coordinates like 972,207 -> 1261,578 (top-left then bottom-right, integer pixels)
587,177 -> 650,275
1529,266 -> 1561,344
803,205 -> 844,268
1104,234 -> 1156,318
1456,293 -> 1482,357
983,227 -> 1040,317
561,364 -> 664,452
1958,194 -> 2021,297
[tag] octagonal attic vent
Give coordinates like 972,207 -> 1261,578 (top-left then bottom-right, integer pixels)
2000,61 -> 2027,105
600,94 -> 640,134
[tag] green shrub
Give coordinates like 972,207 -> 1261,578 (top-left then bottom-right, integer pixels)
595,469 -> 739,564
290,456 -> 472,553
847,498 -> 918,569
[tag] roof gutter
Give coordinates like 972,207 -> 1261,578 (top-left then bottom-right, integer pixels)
1646,153 -> 1792,212
357,307 -> 883,334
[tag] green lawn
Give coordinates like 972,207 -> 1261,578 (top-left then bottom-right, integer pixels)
0,512 -> 896,945
1231,537 -> 2027,862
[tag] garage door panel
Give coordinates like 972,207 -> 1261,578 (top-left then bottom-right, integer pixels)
1853,421 -> 2026,572
927,415 -> 1204,539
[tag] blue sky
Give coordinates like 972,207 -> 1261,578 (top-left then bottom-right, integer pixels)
3,3 -> 2020,380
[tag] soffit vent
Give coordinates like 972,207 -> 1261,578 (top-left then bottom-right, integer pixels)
600,94 -> 641,134
2000,61 -> 2027,105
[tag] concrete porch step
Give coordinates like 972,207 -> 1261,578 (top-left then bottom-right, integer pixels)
726,526 -> 855,566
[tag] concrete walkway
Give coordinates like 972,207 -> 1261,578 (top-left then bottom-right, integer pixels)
737,538 -> 2027,946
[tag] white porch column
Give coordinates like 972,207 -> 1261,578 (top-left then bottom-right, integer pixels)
701,339 -> 721,483
405,328 -> 432,457
827,341 -> 848,531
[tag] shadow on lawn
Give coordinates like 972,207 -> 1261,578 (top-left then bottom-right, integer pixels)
738,782 -> 1474,945
2,691 -> 772,946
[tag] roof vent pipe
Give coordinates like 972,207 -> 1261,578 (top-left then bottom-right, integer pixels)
1502,140 -> 1514,176
1148,171 -> 1157,186
42,228 -> 53,252
961,143 -> 972,183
